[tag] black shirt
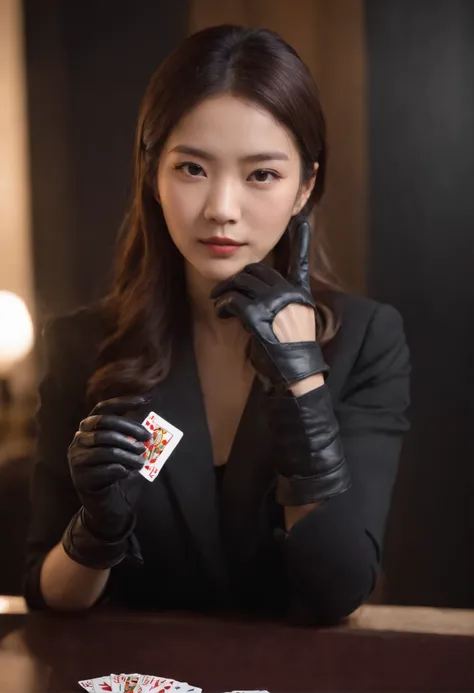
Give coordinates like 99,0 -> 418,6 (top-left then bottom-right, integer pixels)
24,292 -> 410,623
214,465 -> 226,494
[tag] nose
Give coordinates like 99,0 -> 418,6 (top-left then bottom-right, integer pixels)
203,177 -> 241,225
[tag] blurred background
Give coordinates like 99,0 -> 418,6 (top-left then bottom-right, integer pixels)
0,0 -> 473,609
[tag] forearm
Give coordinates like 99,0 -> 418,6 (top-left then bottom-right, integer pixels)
282,372 -> 325,530
277,377 -> 374,621
39,542 -> 110,611
278,491 -> 377,624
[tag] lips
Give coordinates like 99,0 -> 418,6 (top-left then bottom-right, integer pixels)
201,237 -> 244,246
199,237 -> 245,256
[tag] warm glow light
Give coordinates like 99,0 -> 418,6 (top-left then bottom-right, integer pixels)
0,290 -> 34,375
0,595 -> 27,614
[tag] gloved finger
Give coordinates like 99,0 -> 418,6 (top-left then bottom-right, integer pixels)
89,395 -> 150,418
78,464 -> 130,491
74,430 -> 147,454
214,290 -> 250,322
287,219 -> 311,290
210,272 -> 265,301
72,445 -> 145,471
80,415 -> 151,443
240,263 -> 280,286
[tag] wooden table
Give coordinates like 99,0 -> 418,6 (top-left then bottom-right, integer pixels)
0,596 -> 473,692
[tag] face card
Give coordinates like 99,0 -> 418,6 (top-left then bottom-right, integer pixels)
125,675 -> 140,692
139,411 -> 183,482
119,673 -> 141,692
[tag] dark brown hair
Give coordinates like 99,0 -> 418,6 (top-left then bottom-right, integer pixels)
88,25 -> 341,403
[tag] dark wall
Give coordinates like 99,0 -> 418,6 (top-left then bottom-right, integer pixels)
24,0 -> 189,320
366,0 -> 474,606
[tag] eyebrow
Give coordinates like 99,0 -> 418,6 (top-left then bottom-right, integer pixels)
169,144 -> 290,162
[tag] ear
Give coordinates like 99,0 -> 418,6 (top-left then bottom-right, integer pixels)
292,162 -> 319,215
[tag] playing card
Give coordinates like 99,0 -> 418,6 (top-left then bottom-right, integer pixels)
169,684 -> 201,693
136,676 -> 176,693
78,676 -> 113,692
135,676 -> 155,693
139,411 -> 183,482
120,673 -> 141,692
79,675 -> 204,693
147,678 -> 178,693
110,674 -> 121,692
134,675 -> 153,693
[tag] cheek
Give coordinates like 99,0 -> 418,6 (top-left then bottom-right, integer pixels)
248,183 -> 299,242
157,176 -> 200,240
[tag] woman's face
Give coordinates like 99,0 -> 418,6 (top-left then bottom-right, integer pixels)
157,94 -> 317,284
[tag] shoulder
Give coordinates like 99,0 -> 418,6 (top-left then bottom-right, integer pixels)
333,292 -> 406,348
322,292 -> 410,400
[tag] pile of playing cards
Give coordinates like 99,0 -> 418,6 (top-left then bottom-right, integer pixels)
138,411 -> 183,483
78,675 -> 269,693
78,674 -> 200,692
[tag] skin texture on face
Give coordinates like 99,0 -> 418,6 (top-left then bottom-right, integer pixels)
156,94 -> 317,296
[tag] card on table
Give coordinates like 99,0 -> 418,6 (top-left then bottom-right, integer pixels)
78,675 -> 114,692
136,676 -> 176,693
79,673 -> 267,693
138,411 -> 183,482
121,673 -> 141,692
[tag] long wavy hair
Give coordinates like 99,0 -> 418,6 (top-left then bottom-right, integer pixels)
87,25 -> 342,404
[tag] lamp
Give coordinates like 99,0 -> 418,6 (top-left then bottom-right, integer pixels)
0,291 -> 34,439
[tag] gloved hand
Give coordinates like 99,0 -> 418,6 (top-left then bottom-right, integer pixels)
210,220 -> 329,391
62,395 -> 152,569
210,219 -> 350,506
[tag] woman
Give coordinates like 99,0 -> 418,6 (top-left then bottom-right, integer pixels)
24,25 -> 410,624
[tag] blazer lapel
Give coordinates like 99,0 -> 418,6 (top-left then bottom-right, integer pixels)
140,334 -> 227,589
129,325 -> 276,592
220,376 -> 276,572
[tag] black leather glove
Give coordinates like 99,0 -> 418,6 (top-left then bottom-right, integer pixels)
62,395 -> 152,569
267,384 -> 350,505
210,219 -> 350,506
210,220 -> 329,391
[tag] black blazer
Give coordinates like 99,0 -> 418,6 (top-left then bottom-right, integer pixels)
24,292 -> 410,623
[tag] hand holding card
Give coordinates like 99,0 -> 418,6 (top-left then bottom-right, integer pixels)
65,395 -> 152,566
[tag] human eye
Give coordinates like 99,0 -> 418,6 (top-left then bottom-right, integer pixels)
174,162 -> 206,177
248,169 -> 281,184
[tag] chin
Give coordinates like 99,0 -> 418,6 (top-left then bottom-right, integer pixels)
198,261 -> 244,283
192,251 -> 255,281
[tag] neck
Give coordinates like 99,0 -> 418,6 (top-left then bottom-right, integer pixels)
185,263 -> 247,346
